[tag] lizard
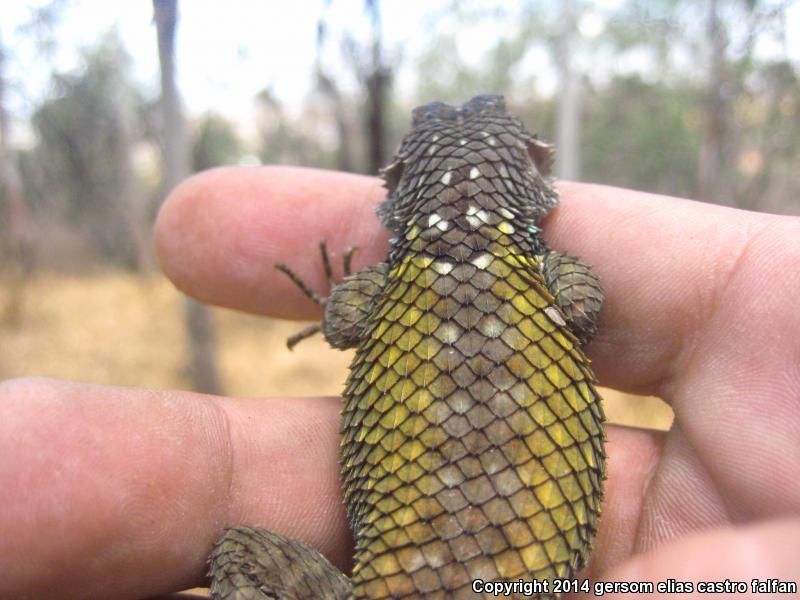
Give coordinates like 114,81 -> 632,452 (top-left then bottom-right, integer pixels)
208,95 -> 606,599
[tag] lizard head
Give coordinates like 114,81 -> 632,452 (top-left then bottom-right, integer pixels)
378,95 -> 558,236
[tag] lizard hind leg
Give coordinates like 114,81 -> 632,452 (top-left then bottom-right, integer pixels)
208,526 -> 352,600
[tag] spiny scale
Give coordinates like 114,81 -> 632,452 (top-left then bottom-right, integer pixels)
209,95 -> 606,599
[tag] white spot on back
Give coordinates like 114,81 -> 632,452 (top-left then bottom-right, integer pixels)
466,204 -> 479,216
427,213 -> 442,227
440,171 -> 452,185
437,322 -> 461,343
469,167 -> 480,179
482,318 -> 504,338
459,139 -> 467,145
432,260 -> 454,275
452,394 -> 474,414
545,306 -> 567,327
499,207 -> 515,219
435,219 -> 451,231
432,134 -> 440,142
471,253 -> 492,269
487,137 -> 497,146
479,448 -> 506,474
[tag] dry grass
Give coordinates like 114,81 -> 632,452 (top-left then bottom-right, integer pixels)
0,272 -> 672,430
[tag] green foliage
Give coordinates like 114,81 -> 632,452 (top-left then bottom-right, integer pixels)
192,113 -> 243,171
256,89 -> 340,170
410,0 -> 798,212
29,31 -> 146,269
582,75 -> 701,196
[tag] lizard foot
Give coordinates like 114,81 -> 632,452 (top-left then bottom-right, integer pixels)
275,240 -> 357,350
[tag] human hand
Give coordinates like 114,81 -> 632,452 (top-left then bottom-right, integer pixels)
1,166 -> 798,598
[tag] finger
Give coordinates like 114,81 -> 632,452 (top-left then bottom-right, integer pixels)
597,517 -> 800,599
154,166 -> 389,319
582,425 -> 666,580
552,182 -> 800,395
0,377 -> 347,599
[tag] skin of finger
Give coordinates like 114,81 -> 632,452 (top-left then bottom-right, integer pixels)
582,425 -> 665,579
0,377 -> 661,598
633,423 -> 732,554
587,198 -> 800,559
154,166 -> 389,319
553,182 -> 800,396
662,216 -> 800,524
155,166 -> 794,397
0,377 -> 345,600
593,517 -> 800,600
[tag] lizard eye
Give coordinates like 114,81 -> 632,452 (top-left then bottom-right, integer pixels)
463,95 -> 506,115
412,101 -> 456,125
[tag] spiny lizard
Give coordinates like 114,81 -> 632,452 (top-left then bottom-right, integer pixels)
208,95 -> 606,599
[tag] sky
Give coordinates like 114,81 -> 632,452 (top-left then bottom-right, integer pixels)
3,0 -> 462,141
3,0 -> 799,146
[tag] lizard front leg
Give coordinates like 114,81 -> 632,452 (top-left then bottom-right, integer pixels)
540,250 -> 604,345
275,240 -> 388,350
320,261 -> 388,349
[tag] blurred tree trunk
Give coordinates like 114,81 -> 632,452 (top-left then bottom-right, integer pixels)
154,0 -> 190,196
695,0 -> 729,203
316,72 -> 355,173
0,34 -> 35,327
153,0 -> 222,394
316,0 -> 394,174
364,0 -> 391,174
316,13 -> 355,173
554,0 -> 582,181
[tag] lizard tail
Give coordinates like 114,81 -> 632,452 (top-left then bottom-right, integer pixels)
209,527 -> 352,600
